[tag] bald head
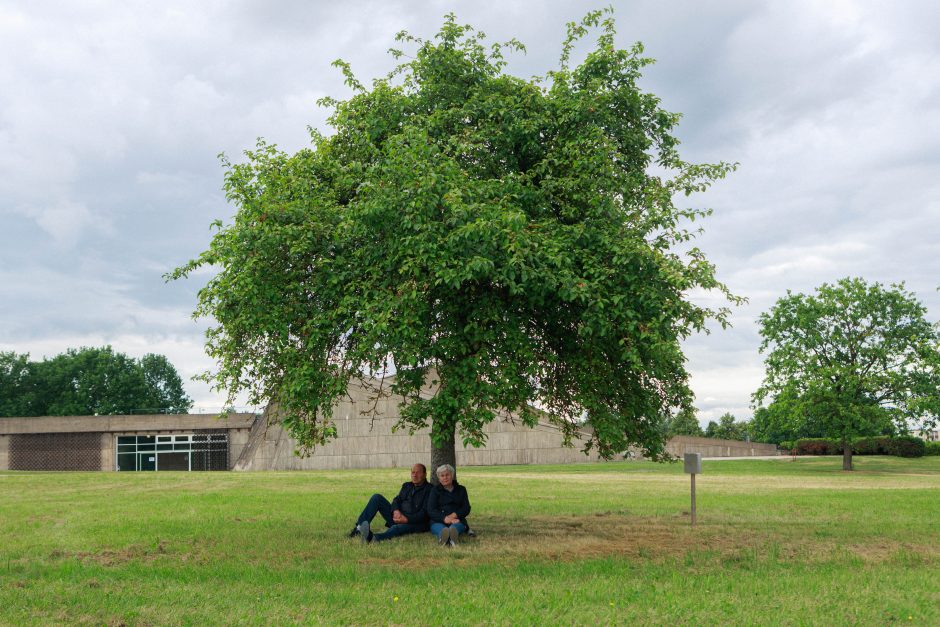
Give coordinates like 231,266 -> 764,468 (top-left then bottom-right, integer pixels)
411,463 -> 427,485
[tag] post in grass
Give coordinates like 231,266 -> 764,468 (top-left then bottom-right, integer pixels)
684,453 -> 702,526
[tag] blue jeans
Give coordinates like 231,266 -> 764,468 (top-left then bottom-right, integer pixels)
431,522 -> 467,540
357,494 -> 428,542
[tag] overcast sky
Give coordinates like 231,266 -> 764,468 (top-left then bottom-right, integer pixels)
1,1 -> 938,422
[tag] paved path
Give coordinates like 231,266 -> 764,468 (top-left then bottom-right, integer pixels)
704,455 -> 794,461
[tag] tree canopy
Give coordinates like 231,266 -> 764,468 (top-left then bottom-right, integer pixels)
703,412 -> 750,441
753,277 -> 940,470
0,347 -> 192,417
171,10 -> 739,474
664,407 -> 704,437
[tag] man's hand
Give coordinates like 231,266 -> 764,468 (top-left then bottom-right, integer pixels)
392,510 -> 408,524
444,513 -> 459,524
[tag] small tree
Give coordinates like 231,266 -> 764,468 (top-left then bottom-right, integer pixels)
666,407 -> 704,437
753,278 -> 940,470
704,412 -> 749,441
171,11 -> 739,479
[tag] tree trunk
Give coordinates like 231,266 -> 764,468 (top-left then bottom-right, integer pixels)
842,438 -> 853,471
430,420 -> 456,485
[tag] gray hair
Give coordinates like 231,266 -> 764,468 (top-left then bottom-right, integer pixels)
436,464 -> 455,476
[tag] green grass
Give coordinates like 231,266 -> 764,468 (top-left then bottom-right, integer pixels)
1,456 -> 939,625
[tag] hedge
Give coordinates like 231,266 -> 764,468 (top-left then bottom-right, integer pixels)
888,435 -> 926,458
794,438 -> 842,455
852,436 -> 893,455
792,436 -> 927,458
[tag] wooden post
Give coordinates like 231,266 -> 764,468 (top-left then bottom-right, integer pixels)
684,452 -> 702,527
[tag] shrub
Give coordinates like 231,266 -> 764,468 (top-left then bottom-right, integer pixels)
794,438 -> 841,455
793,436 -> 932,457
852,436 -> 892,455
779,440 -> 794,452
887,436 -> 926,458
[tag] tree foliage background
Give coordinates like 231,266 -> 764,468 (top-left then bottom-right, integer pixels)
703,412 -> 750,441
172,10 -> 739,468
0,347 -> 192,417
752,277 -> 940,468
664,407 -> 704,437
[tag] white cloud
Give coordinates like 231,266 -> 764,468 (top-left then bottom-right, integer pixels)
19,200 -> 112,247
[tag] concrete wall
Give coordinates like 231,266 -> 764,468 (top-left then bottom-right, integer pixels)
0,435 -> 8,470
240,411 -> 777,470
0,413 -> 256,435
666,435 -> 778,458
237,389 -> 605,471
235,380 -> 780,470
100,433 -> 111,471
229,428 -> 251,467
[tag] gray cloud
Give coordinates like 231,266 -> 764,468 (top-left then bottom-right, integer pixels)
2,1 -> 938,419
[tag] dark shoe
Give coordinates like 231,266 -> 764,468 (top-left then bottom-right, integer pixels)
466,527 -> 476,538
348,526 -> 361,538
359,521 -> 371,545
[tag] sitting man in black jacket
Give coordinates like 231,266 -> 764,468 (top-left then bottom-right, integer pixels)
349,463 -> 432,544
427,464 -> 471,547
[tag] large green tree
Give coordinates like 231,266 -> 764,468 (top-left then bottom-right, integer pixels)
0,347 -> 192,417
171,11 -> 738,478
753,278 -> 940,470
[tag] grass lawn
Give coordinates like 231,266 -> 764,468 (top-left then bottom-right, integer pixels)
2,456 -> 939,625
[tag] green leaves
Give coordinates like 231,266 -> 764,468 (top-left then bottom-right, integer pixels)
173,11 -> 738,460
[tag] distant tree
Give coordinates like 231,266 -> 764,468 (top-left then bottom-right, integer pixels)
0,347 -> 193,417
170,10 -> 739,480
704,412 -> 749,441
139,353 -> 193,414
666,407 -> 704,437
0,352 -> 35,416
748,406 -> 796,445
753,278 -> 940,470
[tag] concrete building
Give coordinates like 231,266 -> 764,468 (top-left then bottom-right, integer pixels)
0,412 -> 256,472
0,379 -> 777,471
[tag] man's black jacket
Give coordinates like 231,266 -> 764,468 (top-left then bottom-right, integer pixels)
426,481 -> 471,525
391,481 -> 432,527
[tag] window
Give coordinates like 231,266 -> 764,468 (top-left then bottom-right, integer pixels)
115,433 -> 228,471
